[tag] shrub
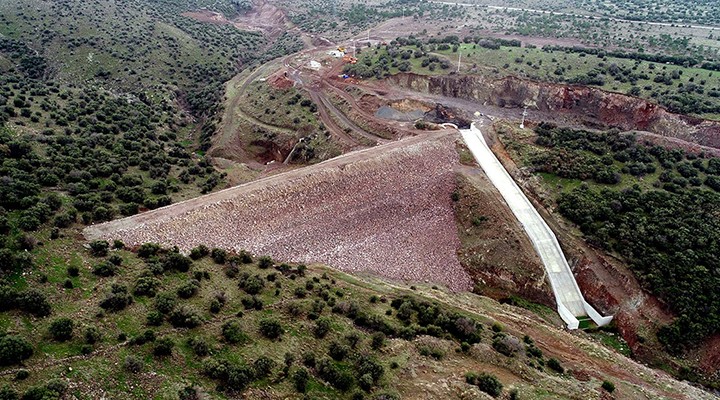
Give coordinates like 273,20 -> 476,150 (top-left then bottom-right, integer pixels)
292,367 -> 310,392
0,335 -> 33,365
66,266 -> 79,277
222,321 -> 248,344
253,356 -> 276,378
178,385 -> 201,400
302,351 -> 316,367
99,284 -> 132,312
547,358 -> 564,373
259,318 -> 283,339
92,261 -> 118,277
89,240 -> 109,256
189,245 -> 209,260
133,276 -> 160,297
241,295 -> 264,310
84,326 -> 101,344
314,317 -> 332,338
177,279 -> 200,299
187,337 -> 210,356
49,318 -> 74,341
601,380 -> 615,393
257,256 -> 273,269
370,332 -> 386,350
162,251 -> 192,272
146,311 -> 164,326
169,305 -> 203,328
0,385 -> 18,400
239,273 -> 265,295
135,243 -> 159,258
153,337 -> 174,357
474,372 -> 503,397
154,292 -> 176,314
15,369 -> 29,380
124,355 -> 143,373
328,341 -> 349,361
19,290 -> 51,317
210,248 -> 227,264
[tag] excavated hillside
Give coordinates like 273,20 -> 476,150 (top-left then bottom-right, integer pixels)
389,73 -> 720,151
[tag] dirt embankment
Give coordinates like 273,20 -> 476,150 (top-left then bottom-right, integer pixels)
85,132 -> 473,292
389,73 -> 720,150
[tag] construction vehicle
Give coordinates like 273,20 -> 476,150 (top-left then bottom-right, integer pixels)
337,46 -> 346,54
342,55 -> 357,64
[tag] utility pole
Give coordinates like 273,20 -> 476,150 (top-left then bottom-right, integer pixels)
520,105 -> 528,129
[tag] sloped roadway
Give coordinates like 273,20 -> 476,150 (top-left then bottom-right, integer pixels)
460,121 -> 613,329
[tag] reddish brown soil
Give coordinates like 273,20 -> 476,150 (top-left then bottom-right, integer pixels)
267,72 -> 294,90
389,73 -> 720,150
85,132 -> 473,292
453,166 -> 554,307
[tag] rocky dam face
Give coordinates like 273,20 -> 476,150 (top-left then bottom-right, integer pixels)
389,73 -> 720,151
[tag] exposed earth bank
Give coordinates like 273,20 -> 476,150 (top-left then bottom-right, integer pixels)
389,73 -> 720,151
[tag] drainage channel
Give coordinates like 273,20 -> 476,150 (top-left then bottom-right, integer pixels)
459,121 -> 613,329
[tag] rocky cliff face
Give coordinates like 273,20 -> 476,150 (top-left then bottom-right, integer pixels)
390,73 -> 720,150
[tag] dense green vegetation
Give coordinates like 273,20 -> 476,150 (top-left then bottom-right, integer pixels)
0,0 -> 307,282
524,123 -> 720,351
0,241 -> 549,398
282,0 -> 464,36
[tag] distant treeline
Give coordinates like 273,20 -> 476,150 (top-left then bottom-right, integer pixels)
542,45 -> 720,72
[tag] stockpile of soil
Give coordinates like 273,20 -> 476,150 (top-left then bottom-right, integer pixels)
86,133 -> 473,291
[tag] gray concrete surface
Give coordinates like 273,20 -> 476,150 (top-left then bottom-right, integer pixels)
460,121 -> 613,329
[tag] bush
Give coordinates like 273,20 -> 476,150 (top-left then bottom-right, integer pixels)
371,332 -> 386,350
187,337 -> 210,356
0,385 -> 18,400
292,368 -> 310,392
210,248 -> 227,264
146,311 -> 164,326
137,243 -> 161,258
314,317 -> 332,338
0,335 -> 33,365
66,266 -> 79,277
328,341 -> 349,361
153,337 -> 174,357
19,290 -> 51,317
474,372 -> 503,397
178,385 -> 201,400
99,284 -> 132,312
49,318 -> 74,341
84,326 -> 101,344
601,380 -> 615,393
259,318 -> 283,339
124,355 -> 143,373
162,252 -> 192,272
257,256 -> 273,269
92,261 -> 118,277
154,292 -> 176,314
177,279 -> 200,299
253,356 -> 276,378
89,240 -> 109,256
15,369 -> 29,380
239,274 -> 265,295
222,321 -> 248,344
169,306 -> 203,328
547,358 -> 564,373
133,276 -> 160,297
189,245 -> 209,260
